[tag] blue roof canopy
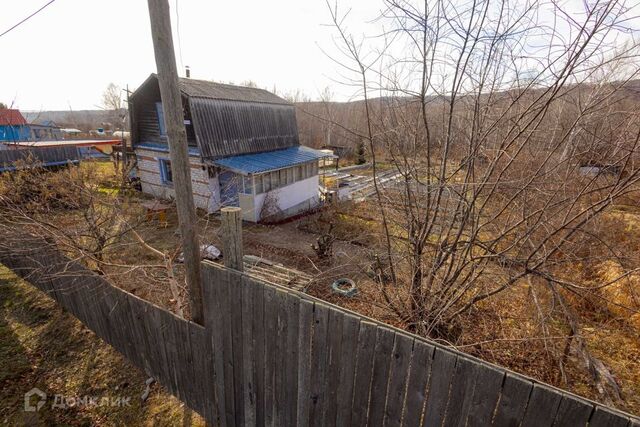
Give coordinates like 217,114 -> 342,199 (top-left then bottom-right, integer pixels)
212,145 -> 336,175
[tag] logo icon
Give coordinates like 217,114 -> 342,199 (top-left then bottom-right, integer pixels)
24,388 -> 46,412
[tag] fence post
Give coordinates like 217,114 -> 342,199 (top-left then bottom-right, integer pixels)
221,207 -> 244,271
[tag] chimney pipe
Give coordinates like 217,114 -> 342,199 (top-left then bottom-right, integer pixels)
185,66 -> 190,78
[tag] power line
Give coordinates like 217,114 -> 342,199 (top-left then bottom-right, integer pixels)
0,0 -> 57,39
175,0 -> 184,72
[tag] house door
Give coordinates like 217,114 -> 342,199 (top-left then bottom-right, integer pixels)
218,170 -> 239,207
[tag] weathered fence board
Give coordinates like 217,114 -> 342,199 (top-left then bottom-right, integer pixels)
402,340 -> 434,427
350,321 -> 378,426
309,302 -> 330,427
334,313 -> 360,426
384,334 -> 413,427
1,238 -> 639,427
492,373 -> 533,426
296,299 -> 314,426
423,348 -> 457,426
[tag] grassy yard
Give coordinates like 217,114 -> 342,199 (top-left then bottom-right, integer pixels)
0,265 -> 204,426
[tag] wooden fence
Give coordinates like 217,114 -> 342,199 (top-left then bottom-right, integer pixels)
0,146 -> 80,171
0,237 -> 638,426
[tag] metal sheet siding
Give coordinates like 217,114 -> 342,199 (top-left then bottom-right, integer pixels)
190,97 -> 299,159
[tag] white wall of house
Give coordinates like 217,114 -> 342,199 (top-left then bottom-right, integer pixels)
135,147 -> 221,212
240,175 -> 320,222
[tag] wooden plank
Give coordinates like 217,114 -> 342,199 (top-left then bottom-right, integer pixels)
146,302 -> 171,393
263,286 -> 278,426
177,317 -> 198,413
296,299 -> 315,426
202,265 -> 226,426
252,276 -> 266,427
402,340 -> 435,427
322,308 -> 345,426
443,357 -> 479,427
285,292 -> 300,425
273,288 -> 288,426
422,348 -> 457,427
552,394 -> 594,427
350,321 -> 378,427
309,302 -> 330,427
465,364 -> 504,427
156,308 -> 181,398
520,383 -> 562,427
228,269 -> 245,427
219,268 -> 237,427
242,275 -> 257,426
384,333 -> 414,427
335,313 -> 361,426
188,321 -> 214,422
492,373 -> 533,427
368,327 -> 396,426
589,406 -> 633,427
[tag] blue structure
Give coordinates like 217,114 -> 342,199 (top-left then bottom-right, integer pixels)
0,109 -> 62,143
212,146 -> 332,175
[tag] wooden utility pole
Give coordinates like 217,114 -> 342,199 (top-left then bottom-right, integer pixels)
147,0 -> 204,325
221,207 -> 244,271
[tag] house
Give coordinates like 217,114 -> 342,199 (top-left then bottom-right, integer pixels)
0,110 -> 62,142
130,74 -> 334,222
0,109 -> 31,142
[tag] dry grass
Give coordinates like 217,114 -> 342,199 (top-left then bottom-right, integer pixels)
0,265 -> 205,426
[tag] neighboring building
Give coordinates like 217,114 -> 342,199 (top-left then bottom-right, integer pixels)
0,109 -> 62,142
130,74 -> 333,222
0,109 -> 30,142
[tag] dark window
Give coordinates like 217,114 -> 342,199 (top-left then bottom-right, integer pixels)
159,158 -> 173,184
156,102 -> 167,136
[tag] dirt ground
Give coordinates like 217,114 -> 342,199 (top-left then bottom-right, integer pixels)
2,160 -> 639,417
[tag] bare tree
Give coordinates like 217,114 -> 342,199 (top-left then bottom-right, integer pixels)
102,82 -> 127,131
325,0 -> 640,403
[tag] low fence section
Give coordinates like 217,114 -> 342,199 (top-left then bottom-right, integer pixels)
0,146 -> 80,171
0,236 -> 638,426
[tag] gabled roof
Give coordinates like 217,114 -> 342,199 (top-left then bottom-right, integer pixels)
0,109 -> 27,126
132,73 -> 291,105
179,78 -> 291,105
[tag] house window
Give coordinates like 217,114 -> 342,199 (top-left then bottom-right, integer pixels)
156,102 -> 167,136
254,175 -> 264,194
242,175 -> 253,194
159,159 -> 173,184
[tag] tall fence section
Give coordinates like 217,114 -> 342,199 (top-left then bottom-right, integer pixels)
0,238 -> 638,426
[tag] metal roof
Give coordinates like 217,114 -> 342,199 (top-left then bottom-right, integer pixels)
132,73 -> 291,105
0,109 -> 27,126
131,74 -> 299,158
212,145 -> 335,175
180,78 -> 291,105
190,98 -> 298,159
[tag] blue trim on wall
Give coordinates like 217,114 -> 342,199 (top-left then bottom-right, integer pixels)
135,142 -> 201,157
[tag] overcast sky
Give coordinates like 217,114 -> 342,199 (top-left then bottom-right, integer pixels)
0,0 -> 377,111
2,1 -> 638,112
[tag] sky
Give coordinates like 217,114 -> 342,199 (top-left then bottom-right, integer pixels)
1,0 -> 638,112
0,0 -> 377,111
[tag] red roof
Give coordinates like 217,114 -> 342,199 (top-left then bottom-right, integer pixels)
0,109 -> 27,126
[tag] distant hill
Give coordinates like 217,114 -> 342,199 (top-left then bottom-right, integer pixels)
22,109 -> 127,131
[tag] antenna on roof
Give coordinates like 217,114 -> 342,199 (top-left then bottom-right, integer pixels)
185,65 -> 190,78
